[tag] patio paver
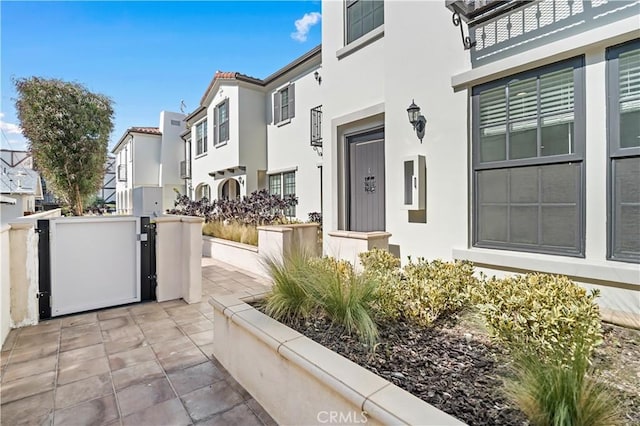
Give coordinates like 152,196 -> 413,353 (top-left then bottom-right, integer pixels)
0,257 -> 274,425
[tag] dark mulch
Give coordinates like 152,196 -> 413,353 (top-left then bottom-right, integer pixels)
278,312 -> 640,426
282,313 -> 527,426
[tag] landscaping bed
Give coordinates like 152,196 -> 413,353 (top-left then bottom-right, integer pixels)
281,312 -> 640,426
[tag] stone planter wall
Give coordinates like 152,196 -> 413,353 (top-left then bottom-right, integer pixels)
202,223 -> 320,277
210,293 -> 463,426
325,230 -> 392,270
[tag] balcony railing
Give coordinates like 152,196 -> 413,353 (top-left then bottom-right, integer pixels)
117,164 -> 127,182
180,160 -> 191,179
310,105 -> 322,147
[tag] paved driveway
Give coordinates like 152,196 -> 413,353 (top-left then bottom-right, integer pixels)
0,258 -> 275,426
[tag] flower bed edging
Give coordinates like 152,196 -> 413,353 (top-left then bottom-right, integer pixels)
202,235 -> 266,278
209,293 -> 465,426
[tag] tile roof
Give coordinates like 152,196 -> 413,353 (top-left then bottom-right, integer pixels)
129,127 -> 161,135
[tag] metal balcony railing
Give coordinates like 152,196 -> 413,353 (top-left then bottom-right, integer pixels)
117,164 -> 127,182
180,160 -> 191,179
310,105 -> 322,147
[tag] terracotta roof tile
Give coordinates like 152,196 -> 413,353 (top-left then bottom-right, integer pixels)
129,127 -> 161,135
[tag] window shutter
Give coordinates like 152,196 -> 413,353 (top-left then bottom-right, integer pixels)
274,92 -> 281,123
289,84 -> 295,119
213,106 -> 219,145
540,67 -> 575,126
619,48 -> 640,113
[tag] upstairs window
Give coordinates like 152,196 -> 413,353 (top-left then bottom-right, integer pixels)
195,121 -> 208,156
472,57 -> 585,257
274,84 -> 295,124
214,99 -> 229,146
346,0 -> 384,44
607,39 -> 640,263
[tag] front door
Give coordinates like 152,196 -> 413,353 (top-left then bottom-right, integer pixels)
348,129 -> 385,232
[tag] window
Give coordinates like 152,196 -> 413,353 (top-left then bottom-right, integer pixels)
607,39 -> 640,263
195,121 -> 208,156
472,57 -> 585,256
214,100 -> 229,145
346,0 -> 384,44
195,183 -> 210,201
269,171 -> 296,216
274,85 -> 295,124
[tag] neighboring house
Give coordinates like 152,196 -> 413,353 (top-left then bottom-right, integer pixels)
0,150 -> 43,224
113,111 -> 186,215
320,0 -> 639,323
184,46 -> 322,221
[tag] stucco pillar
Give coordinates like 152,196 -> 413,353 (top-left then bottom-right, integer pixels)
8,221 -> 39,328
182,216 -> 203,303
154,216 -> 183,302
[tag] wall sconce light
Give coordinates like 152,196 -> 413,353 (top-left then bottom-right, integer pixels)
238,176 -> 244,186
407,100 -> 427,143
314,70 -> 322,85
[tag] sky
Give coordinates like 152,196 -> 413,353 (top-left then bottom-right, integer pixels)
0,0 -> 322,152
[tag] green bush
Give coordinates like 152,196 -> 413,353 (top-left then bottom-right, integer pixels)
506,338 -> 622,426
264,253 -> 379,346
359,248 -> 401,276
263,251 -> 315,321
360,251 -> 478,327
477,273 -> 602,362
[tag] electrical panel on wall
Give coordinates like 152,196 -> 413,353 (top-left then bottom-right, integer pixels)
402,155 -> 426,211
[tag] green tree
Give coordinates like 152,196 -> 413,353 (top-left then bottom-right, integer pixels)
14,77 -> 114,215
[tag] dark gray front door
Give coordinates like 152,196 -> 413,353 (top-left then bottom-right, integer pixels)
348,129 -> 385,232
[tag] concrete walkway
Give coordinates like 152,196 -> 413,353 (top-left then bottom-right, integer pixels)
0,258 -> 274,426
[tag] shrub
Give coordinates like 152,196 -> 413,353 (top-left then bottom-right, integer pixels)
202,220 -> 258,246
308,257 -> 378,347
264,253 -> 379,346
359,251 -> 478,327
506,338 -> 622,426
477,273 -> 602,363
263,251 -> 315,321
167,189 -> 298,226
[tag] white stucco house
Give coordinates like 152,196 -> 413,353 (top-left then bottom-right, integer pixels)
320,0 -> 639,325
0,150 -> 43,224
113,111 -> 186,215
184,46 -> 323,221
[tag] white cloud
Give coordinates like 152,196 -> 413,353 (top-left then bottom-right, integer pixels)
0,113 -> 23,135
291,12 -> 321,42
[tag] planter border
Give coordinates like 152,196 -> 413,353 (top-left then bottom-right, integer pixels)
209,293 -> 464,426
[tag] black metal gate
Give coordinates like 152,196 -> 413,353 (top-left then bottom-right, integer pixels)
36,216 -> 157,320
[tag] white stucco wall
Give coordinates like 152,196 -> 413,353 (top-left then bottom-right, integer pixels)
266,60 -> 323,221
321,0 -> 639,320
1,225 -> 11,347
239,85 -> 268,196
321,0 -> 468,260
159,111 -> 187,208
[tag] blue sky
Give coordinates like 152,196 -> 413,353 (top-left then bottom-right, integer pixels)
0,1 -> 322,151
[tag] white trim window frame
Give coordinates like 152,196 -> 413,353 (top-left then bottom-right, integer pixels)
345,0 -> 384,45
607,39 -> 640,263
195,120 -> 208,156
274,84 -> 295,125
214,99 -> 229,146
471,57 -> 586,257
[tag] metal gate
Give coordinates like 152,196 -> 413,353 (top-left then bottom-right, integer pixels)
37,216 -> 156,319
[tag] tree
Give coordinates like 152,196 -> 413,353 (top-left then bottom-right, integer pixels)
14,77 -> 114,215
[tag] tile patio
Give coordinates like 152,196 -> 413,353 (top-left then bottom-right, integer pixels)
0,258 -> 275,426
